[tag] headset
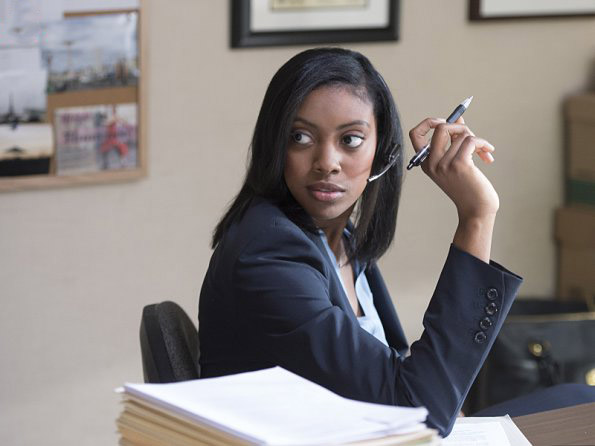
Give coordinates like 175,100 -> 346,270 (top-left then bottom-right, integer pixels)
367,144 -> 401,183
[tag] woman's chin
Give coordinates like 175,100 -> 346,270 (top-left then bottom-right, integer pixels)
303,203 -> 353,227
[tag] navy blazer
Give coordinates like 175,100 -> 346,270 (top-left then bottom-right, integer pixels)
198,198 -> 522,435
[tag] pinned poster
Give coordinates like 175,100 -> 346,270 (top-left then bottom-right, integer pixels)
53,103 -> 137,175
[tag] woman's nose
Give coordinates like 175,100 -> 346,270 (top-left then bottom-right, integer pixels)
312,142 -> 341,175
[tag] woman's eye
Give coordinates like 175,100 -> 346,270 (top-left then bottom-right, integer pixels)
290,131 -> 312,145
342,135 -> 364,148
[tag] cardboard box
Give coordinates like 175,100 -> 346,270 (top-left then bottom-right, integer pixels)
566,94 -> 595,182
555,206 -> 595,304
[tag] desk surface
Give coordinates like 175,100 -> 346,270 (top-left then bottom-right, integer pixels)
514,402 -> 595,446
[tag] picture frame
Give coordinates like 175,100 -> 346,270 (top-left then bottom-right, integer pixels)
469,0 -> 595,21
231,0 -> 399,48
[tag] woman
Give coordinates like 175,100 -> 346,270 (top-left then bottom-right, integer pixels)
198,48 -> 522,436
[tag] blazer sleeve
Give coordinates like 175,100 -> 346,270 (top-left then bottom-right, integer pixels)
232,218 -> 522,436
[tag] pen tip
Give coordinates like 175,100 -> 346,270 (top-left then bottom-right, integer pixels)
462,96 -> 473,107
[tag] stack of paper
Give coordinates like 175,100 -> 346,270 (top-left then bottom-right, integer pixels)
116,367 -> 439,445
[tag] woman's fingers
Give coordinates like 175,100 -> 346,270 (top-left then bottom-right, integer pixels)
453,136 -> 495,165
445,136 -> 495,169
408,118 -> 445,152
450,116 -> 471,142
409,118 -> 494,172
478,149 -> 495,163
407,118 -> 499,222
426,123 -> 473,171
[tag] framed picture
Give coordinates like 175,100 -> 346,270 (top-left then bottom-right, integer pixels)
470,0 -> 595,20
231,0 -> 399,48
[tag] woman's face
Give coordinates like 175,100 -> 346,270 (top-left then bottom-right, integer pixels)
284,85 -> 377,229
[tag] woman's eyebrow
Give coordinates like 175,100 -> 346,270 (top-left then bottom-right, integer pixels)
293,117 -> 370,130
293,117 -> 318,128
337,120 -> 370,130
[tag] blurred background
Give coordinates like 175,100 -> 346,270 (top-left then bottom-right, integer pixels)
1,0 -> 594,444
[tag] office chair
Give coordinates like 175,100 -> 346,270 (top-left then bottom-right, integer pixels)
140,301 -> 200,383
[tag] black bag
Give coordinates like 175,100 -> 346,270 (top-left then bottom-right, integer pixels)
464,299 -> 595,414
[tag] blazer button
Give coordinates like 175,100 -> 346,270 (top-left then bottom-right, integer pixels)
486,287 -> 499,300
485,302 -> 499,316
479,317 -> 493,330
474,331 -> 487,344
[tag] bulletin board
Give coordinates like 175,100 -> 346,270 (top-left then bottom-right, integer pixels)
0,1 -> 146,192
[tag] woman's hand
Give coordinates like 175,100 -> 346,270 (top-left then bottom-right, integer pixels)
408,117 -> 499,262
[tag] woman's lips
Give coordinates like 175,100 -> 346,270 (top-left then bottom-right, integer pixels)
307,182 -> 345,202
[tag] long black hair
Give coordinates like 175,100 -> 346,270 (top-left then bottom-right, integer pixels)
212,47 -> 404,263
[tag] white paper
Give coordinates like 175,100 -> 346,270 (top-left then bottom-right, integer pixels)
443,416 -> 532,446
443,421 -> 510,446
1,0 -> 64,24
0,0 -> 64,47
123,367 -> 429,446
0,47 -> 41,72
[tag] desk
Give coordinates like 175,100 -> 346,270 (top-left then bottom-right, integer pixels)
514,402 -> 595,446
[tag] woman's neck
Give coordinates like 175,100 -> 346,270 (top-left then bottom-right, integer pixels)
315,219 -> 349,266
322,225 -> 345,259
312,205 -> 354,265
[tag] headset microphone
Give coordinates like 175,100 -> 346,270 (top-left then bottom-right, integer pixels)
367,144 -> 401,183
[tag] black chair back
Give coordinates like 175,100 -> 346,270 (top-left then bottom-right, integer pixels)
140,301 -> 200,383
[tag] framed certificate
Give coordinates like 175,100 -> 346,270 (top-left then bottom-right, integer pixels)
470,0 -> 595,20
231,0 -> 399,48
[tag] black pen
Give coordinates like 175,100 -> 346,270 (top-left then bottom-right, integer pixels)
406,96 -> 474,170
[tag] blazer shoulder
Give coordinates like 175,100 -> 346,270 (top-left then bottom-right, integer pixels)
222,198 -> 318,259
242,198 -> 293,228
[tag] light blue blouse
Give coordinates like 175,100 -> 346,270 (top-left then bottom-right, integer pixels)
318,231 -> 389,346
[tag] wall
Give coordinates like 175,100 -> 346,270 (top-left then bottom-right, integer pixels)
1,1 -> 594,445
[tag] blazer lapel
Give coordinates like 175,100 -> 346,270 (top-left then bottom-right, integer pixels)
365,264 -> 409,355
303,230 -> 359,323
